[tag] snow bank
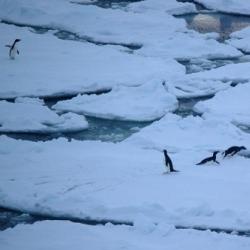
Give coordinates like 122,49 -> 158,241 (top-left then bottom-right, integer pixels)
1,136 -> 250,229
53,82 -> 178,122
0,98 -> 88,133
194,83 -> 250,126
196,0 -> 250,15
227,27 -> 250,53
187,62 -> 250,82
168,77 -> 231,98
0,23 -> 183,98
125,113 -> 250,151
1,221 -> 250,250
127,0 -> 197,15
0,0 -> 242,60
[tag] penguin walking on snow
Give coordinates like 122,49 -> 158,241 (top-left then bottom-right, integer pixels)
223,146 -> 247,158
5,39 -> 21,59
163,149 -> 179,173
196,151 -> 220,165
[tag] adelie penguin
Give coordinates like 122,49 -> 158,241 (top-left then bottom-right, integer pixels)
163,149 -> 179,173
223,146 -> 247,158
5,39 -> 21,60
196,151 -> 220,165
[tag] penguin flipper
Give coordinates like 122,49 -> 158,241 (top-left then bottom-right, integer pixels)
17,49 -> 19,55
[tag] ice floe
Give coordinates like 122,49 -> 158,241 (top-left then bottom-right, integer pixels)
1,135 -> 250,229
53,81 -> 178,122
127,0 -> 197,15
196,0 -> 250,16
125,113 -> 250,151
227,27 -> 250,53
186,62 -> 250,82
0,0 -> 242,60
194,83 -> 250,126
0,98 -> 88,133
168,77 -> 232,98
0,23 -> 182,98
1,220 -> 250,250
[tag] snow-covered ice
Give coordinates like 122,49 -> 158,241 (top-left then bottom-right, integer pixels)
227,27 -> 250,53
0,97 -> 88,133
1,0 -> 250,247
1,220 -> 250,250
0,23 -> 183,98
53,81 -> 178,122
168,77 -> 232,98
196,0 -> 250,15
125,113 -> 250,151
1,134 -> 250,229
194,83 -> 250,127
186,62 -> 250,82
0,0 -> 242,61
127,0 -> 197,15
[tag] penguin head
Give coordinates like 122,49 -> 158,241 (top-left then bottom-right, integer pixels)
213,151 -> 219,156
15,39 -> 21,43
241,146 -> 247,150
163,149 -> 167,154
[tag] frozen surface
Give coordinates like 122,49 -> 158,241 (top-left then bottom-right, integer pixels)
1,220 -> 250,250
53,82 -> 178,122
0,0 -> 242,60
127,0 -> 197,15
0,98 -> 88,133
1,135 -> 250,229
125,113 -> 250,151
196,0 -> 250,15
0,23 -> 182,98
227,27 -> 250,53
187,62 -> 250,82
168,77 -> 232,98
194,84 -> 250,126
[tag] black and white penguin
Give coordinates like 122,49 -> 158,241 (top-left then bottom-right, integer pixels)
196,151 -> 220,165
223,146 -> 247,158
163,149 -> 178,172
5,39 -> 21,59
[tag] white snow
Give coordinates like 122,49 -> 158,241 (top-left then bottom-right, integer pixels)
1,220 -> 250,250
1,133 -> 250,229
194,83 -> 250,127
168,77 -> 232,98
0,23 -> 183,98
186,62 -> 250,82
0,98 -> 88,133
124,113 -> 250,151
227,27 -> 250,53
0,0 -> 242,61
127,0 -> 197,15
53,81 -> 178,122
196,0 -> 250,15
1,0 -> 250,247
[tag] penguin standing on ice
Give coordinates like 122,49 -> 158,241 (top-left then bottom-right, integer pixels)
196,151 -> 220,165
5,39 -> 21,59
163,149 -> 178,173
223,146 -> 247,158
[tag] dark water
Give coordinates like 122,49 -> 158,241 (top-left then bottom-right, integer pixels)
54,30 -> 142,50
1,207 -> 250,237
1,94 -> 210,143
2,116 -> 150,142
175,95 -> 212,116
0,207 -> 132,231
72,0 -> 140,9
